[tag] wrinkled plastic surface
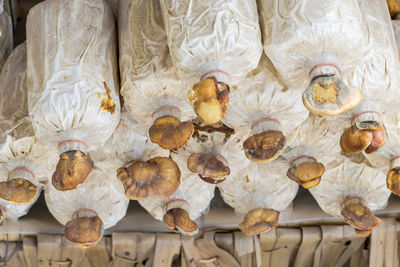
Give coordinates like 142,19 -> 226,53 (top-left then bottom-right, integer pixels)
45,157 -> 129,229
0,0 -> 17,70
285,115 -> 343,168
222,56 -> 308,143
26,0 -> 120,150
0,44 -> 57,221
309,156 -> 390,218
261,0 -> 364,90
218,157 -> 298,220
160,0 -> 262,80
346,0 -> 400,107
118,0 -> 195,136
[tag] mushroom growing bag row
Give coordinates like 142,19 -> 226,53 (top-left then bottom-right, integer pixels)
160,0 -> 262,123
26,0 -> 120,191
260,0 -> 364,116
0,43 -> 57,223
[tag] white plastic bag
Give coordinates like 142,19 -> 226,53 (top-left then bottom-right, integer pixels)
260,0 -> 364,116
218,158 -> 298,235
0,0 -> 17,70
160,0 -> 262,123
26,0 -> 120,157
222,56 -> 309,163
0,43 -> 58,222
45,157 -> 129,244
309,156 -> 390,234
27,0 -> 120,190
118,0 -> 195,149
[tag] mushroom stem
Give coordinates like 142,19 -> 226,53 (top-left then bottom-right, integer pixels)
352,111 -> 382,130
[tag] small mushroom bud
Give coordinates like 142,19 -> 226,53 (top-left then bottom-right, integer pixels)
387,0 -> 400,17
286,159 -> 324,189
64,215 -> 103,246
341,196 -> 381,235
387,167 -> 400,196
0,178 -> 38,204
239,208 -> 280,236
52,150 -> 94,191
243,131 -> 286,163
303,67 -> 361,116
187,153 -> 230,184
117,157 -> 181,200
149,115 -> 194,150
189,77 -> 229,124
163,208 -> 198,236
340,124 -> 385,154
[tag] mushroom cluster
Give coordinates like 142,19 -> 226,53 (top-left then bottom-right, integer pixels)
0,0 -> 399,245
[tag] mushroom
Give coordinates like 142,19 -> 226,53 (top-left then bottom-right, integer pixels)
163,208 -> 199,235
149,115 -> 194,150
189,77 -> 229,124
287,160 -> 324,189
117,157 -> 181,200
187,153 -> 230,184
52,150 -> 94,191
243,130 -> 286,163
341,196 -> 381,237
0,178 -> 38,204
239,208 -> 280,236
340,123 -> 385,154
387,0 -> 400,17
302,74 -> 361,116
64,214 -> 104,246
387,167 -> 400,196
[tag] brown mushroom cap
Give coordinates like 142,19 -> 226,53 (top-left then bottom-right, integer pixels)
341,197 -> 381,232
243,131 -> 286,163
187,153 -> 230,184
239,208 -> 280,236
64,216 -> 103,246
149,116 -> 194,150
189,77 -> 229,124
387,0 -> 400,17
52,150 -> 94,191
117,157 -> 181,200
0,178 -> 38,204
303,75 -> 361,116
286,162 -> 324,189
387,167 -> 400,196
340,125 -> 385,154
163,208 -> 198,235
